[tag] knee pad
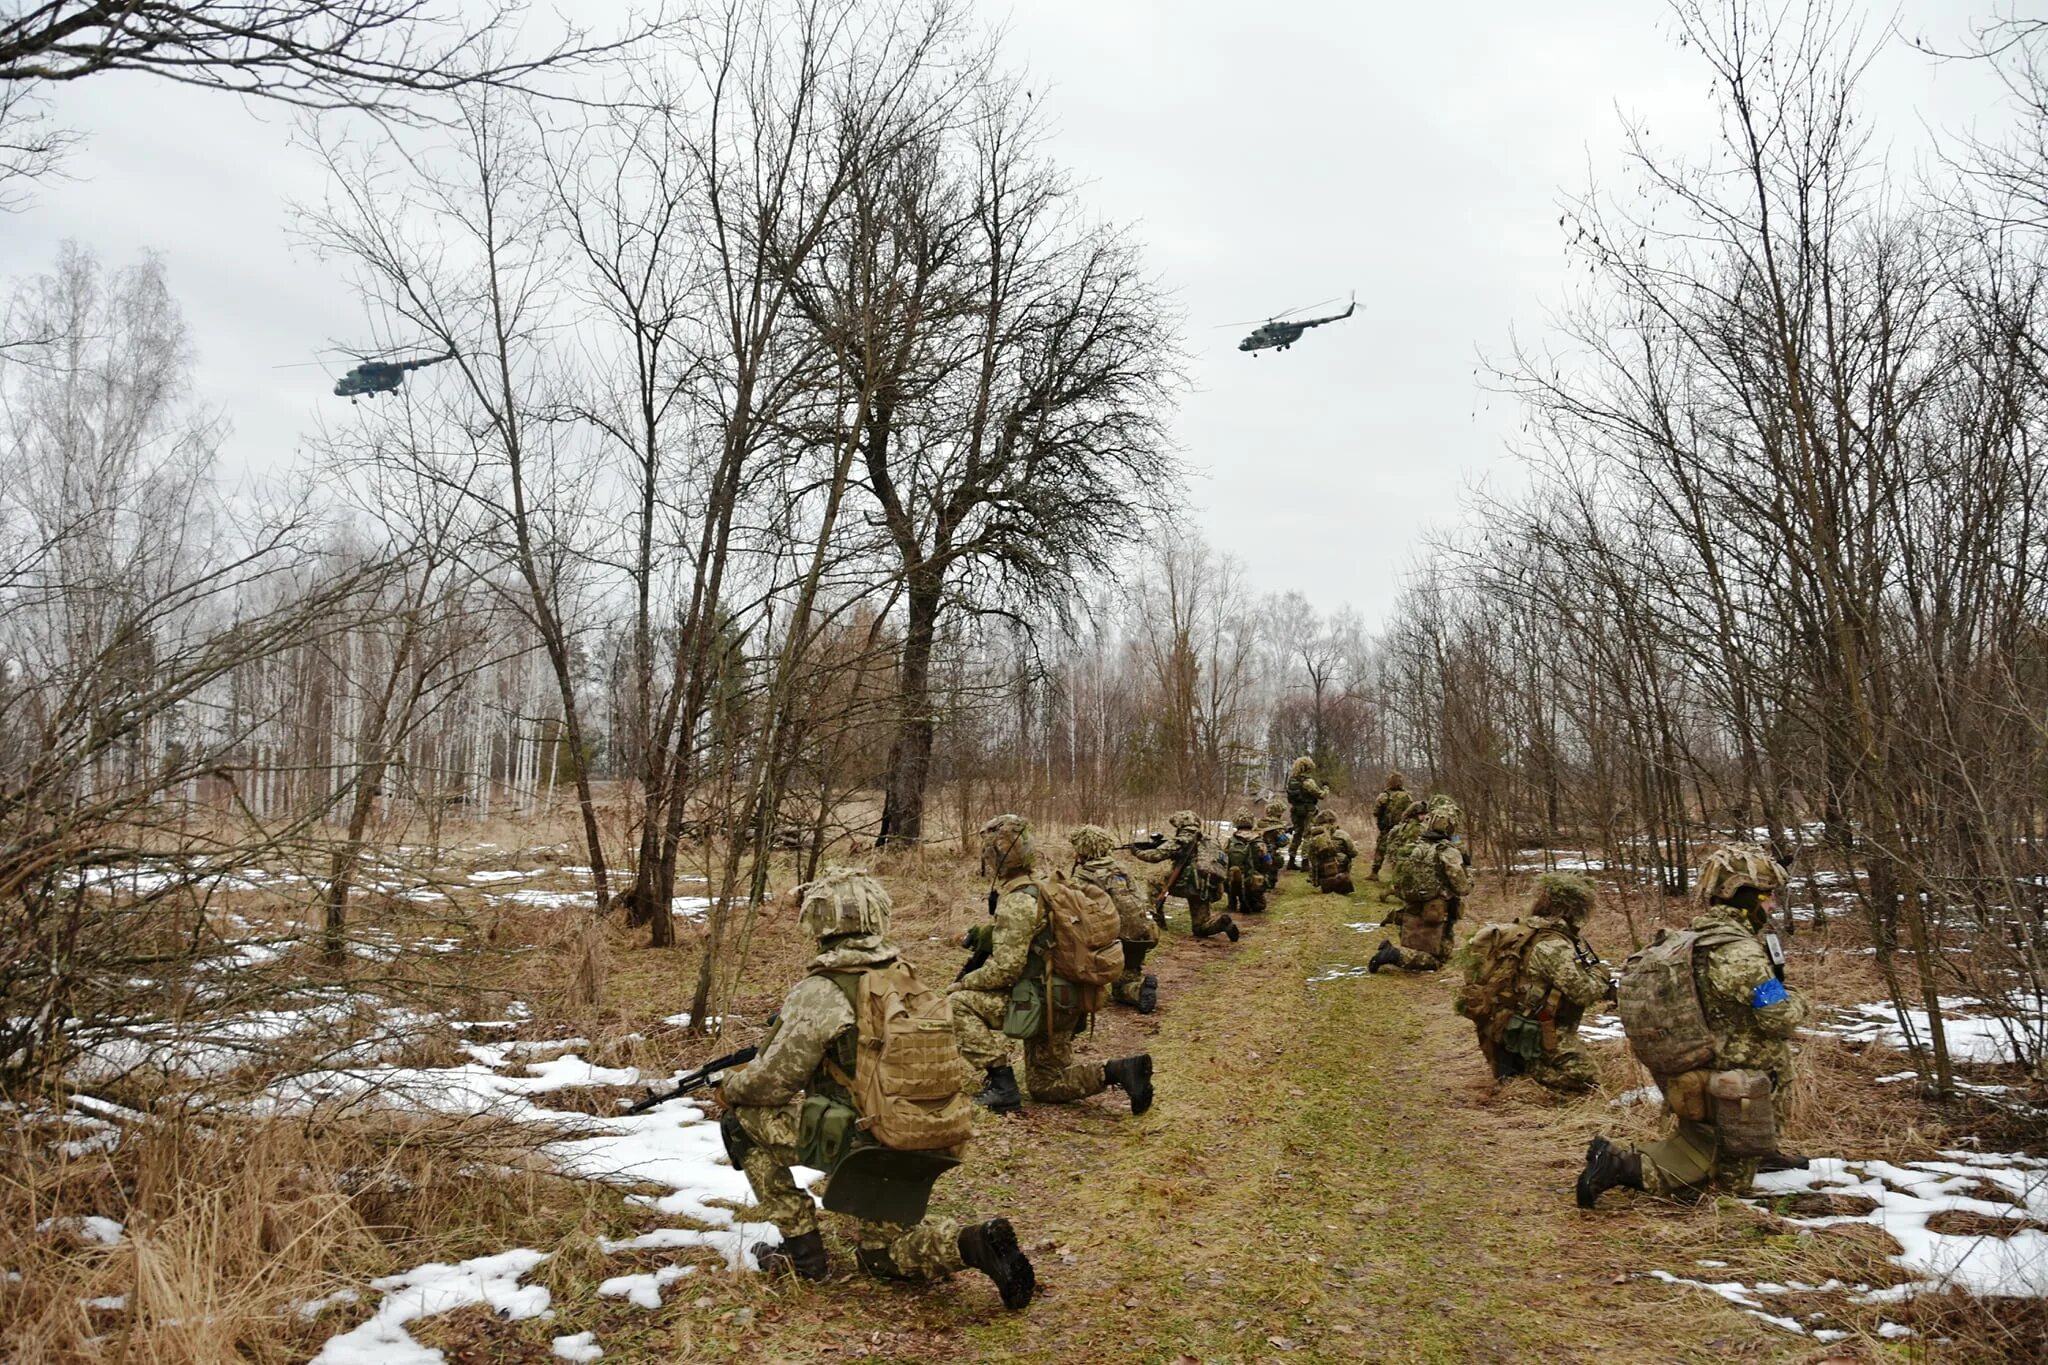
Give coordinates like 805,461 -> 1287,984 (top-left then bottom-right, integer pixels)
718,1110 -> 752,1166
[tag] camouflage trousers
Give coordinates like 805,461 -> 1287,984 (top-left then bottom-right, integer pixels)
723,1103 -> 964,1279
947,990 -> 1105,1103
1369,833 -> 1391,878
1628,1117 -> 1760,1198
1112,940 -> 1153,1008
1388,902 -> 1453,970
1225,874 -> 1268,916
1288,804 -> 1317,865
1183,895 -> 1230,937
1522,1044 -> 1600,1094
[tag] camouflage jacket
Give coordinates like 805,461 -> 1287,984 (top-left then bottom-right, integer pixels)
1514,917 -> 1609,1034
1690,906 -> 1809,1080
719,934 -> 896,1108
1072,856 -> 1156,945
1305,827 -> 1357,868
1383,812 -> 1425,862
955,875 -> 1044,995
1133,830 -> 1217,901
1372,787 -> 1413,832
1224,829 -> 1274,877
1285,773 -> 1329,808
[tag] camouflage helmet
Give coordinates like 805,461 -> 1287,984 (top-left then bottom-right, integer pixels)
1530,872 -> 1595,927
1423,802 -> 1461,837
1068,824 -> 1116,862
979,813 -> 1036,879
1263,797 -> 1288,823
1695,842 -> 1787,906
1385,770 -> 1406,790
1311,808 -> 1338,828
1232,809 -> 1255,829
1289,755 -> 1317,778
1168,809 -> 1201,834
796,865 -> 892,941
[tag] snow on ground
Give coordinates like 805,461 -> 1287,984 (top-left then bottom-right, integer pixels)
469,869 -> 539,884
308,1248 -> 552,1365
1578,1012 -> 1627,1043
1810,997 -> 2046,1066
1342,921 -> 1382,933
552,1330 -> 605,1361
1752,1150 -> 2048,1300
1608,1086 -> 1660,1108
37,1215 -> 125,1245
1308,964 -> 1373,984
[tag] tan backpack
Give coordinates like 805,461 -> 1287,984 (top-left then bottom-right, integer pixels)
826,961 -> 974,1151
1615,923 -> 1748,1077
1035,872 -> 1122,1011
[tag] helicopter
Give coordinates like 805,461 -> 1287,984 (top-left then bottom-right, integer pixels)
1232,294 -> 1356,355
331,350 -> 456,400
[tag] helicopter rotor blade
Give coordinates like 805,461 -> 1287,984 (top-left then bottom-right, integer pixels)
1274,296 -> 1341,320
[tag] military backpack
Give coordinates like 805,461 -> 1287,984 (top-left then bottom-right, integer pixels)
1453,920 -> 1549,1043
823,961 -> 975,1152
1615,923 -> 1750,1077
1035,871 -> 1122,1012
1389,837 -> 1451,905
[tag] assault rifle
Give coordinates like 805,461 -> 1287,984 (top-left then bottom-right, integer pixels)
624,1046 -> 759,1114
1118,832 -> 1167,853
1148,833 -> 1199,930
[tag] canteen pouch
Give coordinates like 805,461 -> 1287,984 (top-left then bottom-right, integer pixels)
1002,974 -> 1046,1040
1658,1068 -> 1713,1123
798,1093 -> 859,1172
1706,1069 -> 1777,1157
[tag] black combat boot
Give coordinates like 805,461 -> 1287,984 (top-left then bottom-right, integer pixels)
1574,1136 -> 1644,1208
974,1064 -> 1023,1115
1102,1054 -> 1154,1116
957,1217 -> 1035,1310
1367,939 -> 1402,973
1137,974 -> 1158,1015
752,1229 -> 829,1281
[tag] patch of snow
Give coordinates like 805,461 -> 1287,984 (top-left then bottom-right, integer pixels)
1879,1320 -> 1914,1339
1609,1086 -> 1661,1109
469,870 -> 537,884
672,896 -> 713,921
1644,1270 -> 1808,1334
309,1248 -> 551,1365
1578,1013 -> 1627,1043
596,1263 -> 696,1309
1342,921 -> 1381,933
1811,997 -> 2045,1066
494,889 -> 589,911
81,1294 -> 127,1310
37,1215 -> 125,1245
1752,1150 -> 2048,1299
1308,965 -> 1371,984
552,1331 -> 604,1361
298,1288 -> 361,1320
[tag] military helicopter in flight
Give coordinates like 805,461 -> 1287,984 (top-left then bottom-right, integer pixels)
1231,294 -> 1357,355
331,349 -> 456,401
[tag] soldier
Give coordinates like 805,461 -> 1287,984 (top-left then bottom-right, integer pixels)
1578,844 -> 1809,1207
1369,770 -> 1415,879
1259,798 -> 1292,882
717,868 -> 1035,1306
948,815 -> 1155,1116
1283,756 -> 1329,868
1068,824 -> 1158,1014
1454,873 -> 1610,1093
1222,809 -> 1277,915
1370,801 -> 1471,973
1375,797 -> 1430,904
1131,810 -> 1239,943
1302,808 -> 1358,894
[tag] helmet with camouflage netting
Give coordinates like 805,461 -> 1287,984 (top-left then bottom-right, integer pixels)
1531,872 -> 1595,928
1069,824 -> 1116,861
795,866 -> 892,941
1168,809 -> 1202,834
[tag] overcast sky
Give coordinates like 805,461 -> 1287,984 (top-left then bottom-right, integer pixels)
0,1 -> 2018,623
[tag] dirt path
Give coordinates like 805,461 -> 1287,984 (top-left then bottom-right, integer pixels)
939,876 -> 1814,1364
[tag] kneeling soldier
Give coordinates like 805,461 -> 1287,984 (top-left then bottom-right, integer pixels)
717,867 -> 1034,1307
1069,824 -> 1158,1014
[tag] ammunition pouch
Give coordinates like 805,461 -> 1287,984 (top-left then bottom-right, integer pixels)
1002,973 -> 1046,1040
797,1093 -> 861,1173
1048,974 -> 1102,1018
1657,1068 -> 1713,1123
1706,1069 -> 1778,1158
1503,1013 -> 1545,1061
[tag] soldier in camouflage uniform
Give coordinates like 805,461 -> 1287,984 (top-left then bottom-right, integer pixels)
1259,798 -> 1292,884
1068,824 -> 1157,1014
717,868 -> 1034,1305
1283,756 -> 1330,868
1475,873 -> 1611,1093
948,815 -> 1154,1116
1369,771 -> 1414,879
1132,810 -> 1239,943
1578,844 -> 1810,1206
1302,808 -> 1359,894
1222,809 -> 1277,915
1375,798 -> 1429,904
1370,801 -> 1471,972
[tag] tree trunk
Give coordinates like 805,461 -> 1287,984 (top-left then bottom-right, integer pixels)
878,575 -> 942,847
